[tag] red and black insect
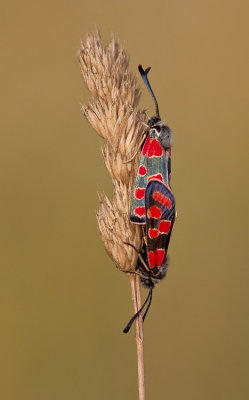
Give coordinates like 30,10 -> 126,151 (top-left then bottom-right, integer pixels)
124,180 -> 176,333
130,65 -> 172,224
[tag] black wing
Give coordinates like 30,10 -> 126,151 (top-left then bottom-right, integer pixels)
145,180 -> 176,269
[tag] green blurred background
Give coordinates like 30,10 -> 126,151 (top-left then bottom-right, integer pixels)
1,0 -> 249,399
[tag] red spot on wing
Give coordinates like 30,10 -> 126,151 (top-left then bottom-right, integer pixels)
148,251 -> 155,268
153,191 -> 172,209
155,249 -> 165,267
148,139 -> 163,158
159,220 -> 171,234
138,165 -> 147,176
148,174 -> 163,182
142,137 -> 151,156
148,228 -> 159,239
134,207 -> 145,217
135,188 -> 145,200
147,205 -> 162,219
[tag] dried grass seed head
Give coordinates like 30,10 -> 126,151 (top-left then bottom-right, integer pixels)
79,31 -> 145,272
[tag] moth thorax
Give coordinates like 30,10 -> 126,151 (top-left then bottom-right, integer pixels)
151,120 -> 172,151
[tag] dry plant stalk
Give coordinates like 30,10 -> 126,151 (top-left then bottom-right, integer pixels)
78,31 -> 146,400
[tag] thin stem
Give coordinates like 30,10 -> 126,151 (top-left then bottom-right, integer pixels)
129,274 -> 145,400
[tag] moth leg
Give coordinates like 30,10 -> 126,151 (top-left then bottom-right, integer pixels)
115,265 -> 149,281
123,133 -> 147,163
141,226 -> 147,246
130,106 -> 149,128
137,119 -> 149,128
123,241 -> 140,253
123,241 -> 150,273
135,109 -> 149,126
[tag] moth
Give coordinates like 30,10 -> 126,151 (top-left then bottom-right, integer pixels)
124,180 -> 176,333
130,65 -> 172,224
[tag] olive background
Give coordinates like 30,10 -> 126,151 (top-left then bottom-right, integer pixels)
1,1 -> 249,399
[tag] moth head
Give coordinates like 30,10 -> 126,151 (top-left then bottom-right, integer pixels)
148,116 -> 161,127
141,276 -> 155,289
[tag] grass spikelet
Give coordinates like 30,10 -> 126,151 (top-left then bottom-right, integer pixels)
79,31 -> 144,272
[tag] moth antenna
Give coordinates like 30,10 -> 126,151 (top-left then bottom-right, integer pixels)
123,287 -> 153,334
142,288 -> 153,322
138,65 -> 160,118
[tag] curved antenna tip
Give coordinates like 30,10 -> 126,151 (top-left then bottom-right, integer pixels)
138,65 -> 151,76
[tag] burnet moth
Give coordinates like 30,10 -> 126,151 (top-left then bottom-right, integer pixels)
124,181 -> 176,333
130,65 -> 172,224
124,66 -> 176,333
